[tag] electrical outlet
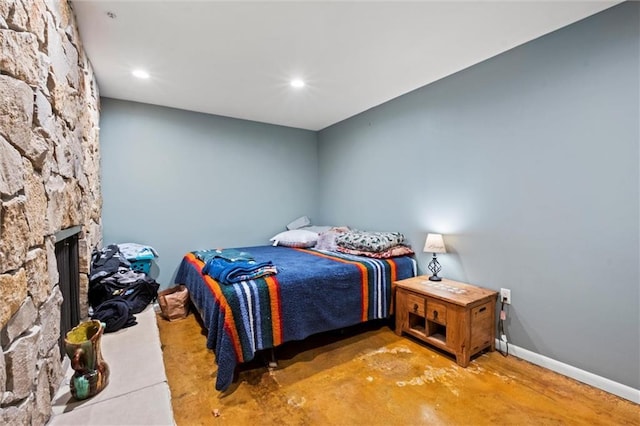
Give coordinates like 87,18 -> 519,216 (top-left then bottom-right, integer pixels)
500,288 -> 511,304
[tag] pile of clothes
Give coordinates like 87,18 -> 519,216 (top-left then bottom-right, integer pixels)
116,243 -> 159,262
89,244 -> 160,332
193,248 -> 277,284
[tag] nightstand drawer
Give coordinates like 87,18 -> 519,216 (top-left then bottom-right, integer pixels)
406,293 -> 425,317
427,300 -> 447,325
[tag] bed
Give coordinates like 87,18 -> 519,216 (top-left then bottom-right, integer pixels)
174,245 -> 417,391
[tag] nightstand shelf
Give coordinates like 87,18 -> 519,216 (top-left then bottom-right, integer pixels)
395,276 -> 498,367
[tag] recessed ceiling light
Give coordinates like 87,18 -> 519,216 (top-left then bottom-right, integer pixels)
132,69 -> 150,79
290,79 -> 305,88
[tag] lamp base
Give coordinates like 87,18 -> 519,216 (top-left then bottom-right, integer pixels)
427,255 -> 443,282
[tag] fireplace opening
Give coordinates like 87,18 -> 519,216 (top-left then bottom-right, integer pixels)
55,226 -> 82,358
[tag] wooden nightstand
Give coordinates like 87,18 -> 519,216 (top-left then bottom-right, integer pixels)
394,275 -> 498,367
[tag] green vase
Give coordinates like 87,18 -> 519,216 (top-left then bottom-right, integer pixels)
64,320 -> 110,400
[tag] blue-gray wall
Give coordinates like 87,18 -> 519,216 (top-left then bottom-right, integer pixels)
99,3 -> 639,391
99,99 -> 318,286
317,3 -> 639,389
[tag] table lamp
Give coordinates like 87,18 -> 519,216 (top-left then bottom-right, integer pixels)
423,233 -> 446,281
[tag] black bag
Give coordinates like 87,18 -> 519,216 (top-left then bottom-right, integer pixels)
92,298 -> 137,332
89,276 -> 159,314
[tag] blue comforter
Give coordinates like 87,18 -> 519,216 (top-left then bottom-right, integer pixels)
175,245 -> 416,391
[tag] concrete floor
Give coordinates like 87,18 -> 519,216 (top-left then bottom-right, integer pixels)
158,313 -> 639,425
49,306 -> 174,425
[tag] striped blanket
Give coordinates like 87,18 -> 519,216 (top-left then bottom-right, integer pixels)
175,245 -> 417,391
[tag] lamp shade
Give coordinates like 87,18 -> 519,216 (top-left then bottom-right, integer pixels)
423,233 -> 446,254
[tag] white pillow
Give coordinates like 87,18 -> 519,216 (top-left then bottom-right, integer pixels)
270,230 -> 318,248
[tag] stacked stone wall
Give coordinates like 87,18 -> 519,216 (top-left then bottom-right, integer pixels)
0,1 -> 101,423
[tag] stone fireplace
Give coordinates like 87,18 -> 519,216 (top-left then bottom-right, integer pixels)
0,1 -> 101,424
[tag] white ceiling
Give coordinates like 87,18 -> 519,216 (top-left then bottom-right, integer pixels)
71,1 -> 620,131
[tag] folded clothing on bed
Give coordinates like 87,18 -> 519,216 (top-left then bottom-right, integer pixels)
335,230 -> 406,253
202,257 -> 277,284
193,248 -> 255,264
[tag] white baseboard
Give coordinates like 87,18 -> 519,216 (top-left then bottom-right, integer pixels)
495,339 -> 640,404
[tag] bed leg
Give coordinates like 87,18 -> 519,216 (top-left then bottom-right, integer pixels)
267,348 -> 278,369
